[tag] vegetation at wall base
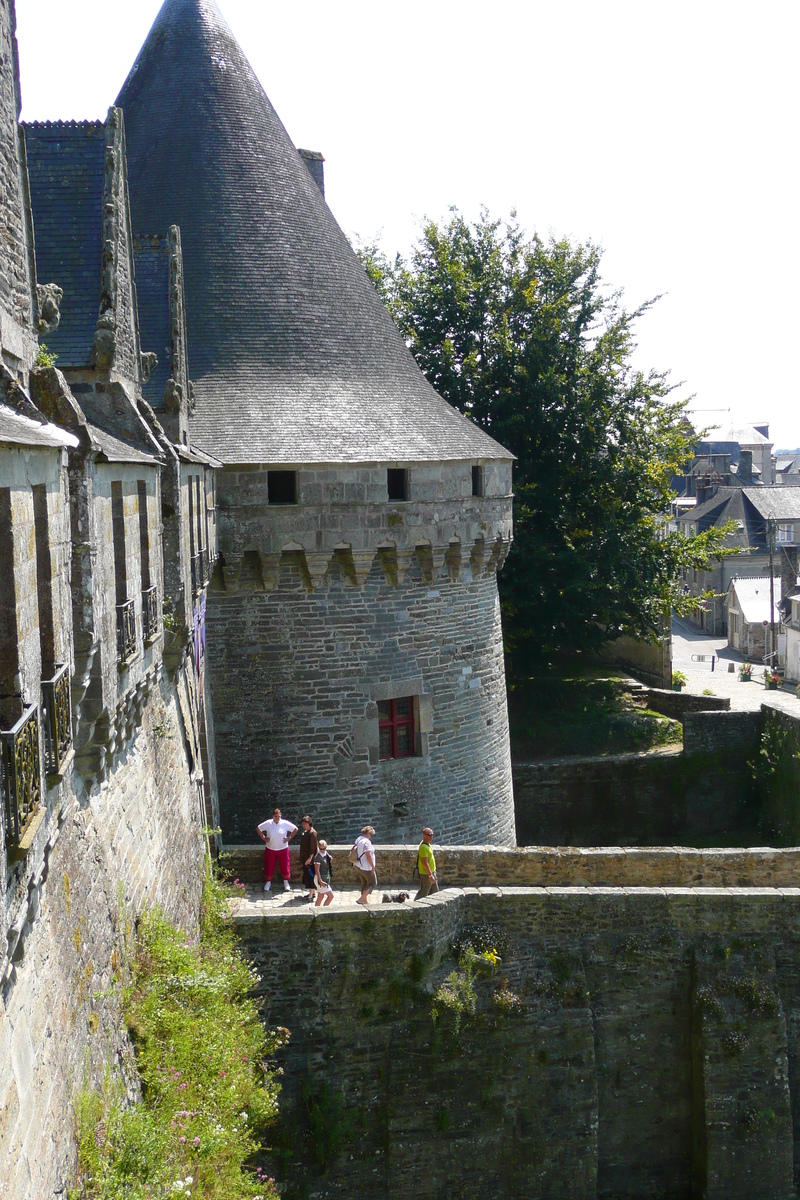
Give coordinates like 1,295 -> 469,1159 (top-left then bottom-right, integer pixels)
508,667 -> 682,759
69,863 -> 285,1200
359,210 -> 734,669
750,715 -> 800,846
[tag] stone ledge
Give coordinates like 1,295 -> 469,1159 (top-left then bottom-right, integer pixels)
229,883 -> 800,924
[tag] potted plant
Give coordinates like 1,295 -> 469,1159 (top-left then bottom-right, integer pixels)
763,668 -> 782,690
738,663 -> 752,682
672,670 -> 687,692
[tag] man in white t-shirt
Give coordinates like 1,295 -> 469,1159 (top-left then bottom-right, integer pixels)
257,807 -> 298,893
354,825 -> 376,906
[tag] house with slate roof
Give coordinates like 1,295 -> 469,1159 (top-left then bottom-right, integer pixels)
678,485 -> 800,638
725,576 -> 783,665
112,0 -> 517,846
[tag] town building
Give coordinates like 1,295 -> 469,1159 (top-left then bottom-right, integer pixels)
677,486 -> 800,636
725,576 -> 783,665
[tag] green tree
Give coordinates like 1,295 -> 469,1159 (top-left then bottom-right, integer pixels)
358,211 -> 731,669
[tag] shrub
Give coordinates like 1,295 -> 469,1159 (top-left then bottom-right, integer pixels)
69,862 -> 286,1199
33,343 -> 58,369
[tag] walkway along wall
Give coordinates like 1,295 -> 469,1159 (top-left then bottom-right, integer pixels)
239,886 -> 800,1200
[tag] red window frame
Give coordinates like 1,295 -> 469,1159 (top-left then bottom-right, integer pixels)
378,697 -> 415,760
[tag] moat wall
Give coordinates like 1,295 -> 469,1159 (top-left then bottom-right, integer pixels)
513,710 -> 764,847
0,677 -> 205,1200
241,887 -> 800,1200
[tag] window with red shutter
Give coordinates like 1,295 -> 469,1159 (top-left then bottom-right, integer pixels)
378,697 -> 416,759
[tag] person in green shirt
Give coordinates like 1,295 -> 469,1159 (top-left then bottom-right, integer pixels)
414,827 -> 438,900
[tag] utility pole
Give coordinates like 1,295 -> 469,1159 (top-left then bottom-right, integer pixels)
768,518 -> 776,666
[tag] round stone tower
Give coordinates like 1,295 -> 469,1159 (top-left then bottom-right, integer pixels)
116,0 -> 516,845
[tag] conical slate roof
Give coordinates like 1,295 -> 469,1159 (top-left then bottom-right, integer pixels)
117,0 -> 510,465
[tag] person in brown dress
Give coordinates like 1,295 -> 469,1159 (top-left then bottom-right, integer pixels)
299,816 -> 318,901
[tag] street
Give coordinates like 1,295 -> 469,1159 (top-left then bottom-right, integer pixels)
671,616 -> 800,714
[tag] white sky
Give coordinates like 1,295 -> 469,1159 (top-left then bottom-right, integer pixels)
15,0 -> 800,448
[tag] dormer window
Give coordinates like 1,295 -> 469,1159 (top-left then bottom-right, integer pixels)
387,468 -> 408,502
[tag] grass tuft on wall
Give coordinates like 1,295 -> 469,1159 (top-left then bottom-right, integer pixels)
69,863 -> 286,1200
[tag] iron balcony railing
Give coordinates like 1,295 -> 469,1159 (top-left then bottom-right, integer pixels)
116,599 -> 137,667
41,663 -> 72,776
1,704 -> 42,846
143,585 -> 159,643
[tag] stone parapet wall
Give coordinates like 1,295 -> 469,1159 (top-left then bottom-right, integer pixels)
222,842 -> 800,889
683,708 -> 763,755
0,676 -> 206,1200
239,886 -> 800,1200
207,559 -> 515,847
641,687 -> 730,719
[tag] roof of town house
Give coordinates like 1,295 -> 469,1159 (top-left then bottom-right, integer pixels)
116,0 -> 512,466
23,122 -> 106,368
728,576 -> 782,625
0,403 -> 79,450
678,487 -> 757,552
705,423 -> 773,447
742,487 -> 800,522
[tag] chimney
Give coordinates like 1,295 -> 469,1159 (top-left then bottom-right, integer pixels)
695,474 -> 714,506
781,544 -> 798,604
298,148 -> 325,197
738,448 -> 753,478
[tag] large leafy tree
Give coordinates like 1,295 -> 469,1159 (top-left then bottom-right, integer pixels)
359,210 -> 729,669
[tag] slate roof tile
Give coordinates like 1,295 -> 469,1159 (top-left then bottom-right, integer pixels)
23,121 -> 105,369
117,0 -> 511,466
0,403 -> 78,449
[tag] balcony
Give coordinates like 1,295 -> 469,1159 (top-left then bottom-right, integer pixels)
116,599 -> 137,668
41,664 -> 73,777
143,585 -> 159,643
1,704 -> 42,847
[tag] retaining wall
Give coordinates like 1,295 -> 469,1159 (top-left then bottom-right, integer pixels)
239,885 -> 800,1200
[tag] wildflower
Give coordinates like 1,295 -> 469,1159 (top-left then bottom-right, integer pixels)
240,1111 -> 248,1121
193,1136 -> 201,1146
179,1136 -> 186,1144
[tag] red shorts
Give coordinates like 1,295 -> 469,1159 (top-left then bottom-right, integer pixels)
264,846 -> 291,882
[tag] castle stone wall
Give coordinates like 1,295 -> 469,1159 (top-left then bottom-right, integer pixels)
238,886 -> 800,1200
0,0 -> 34,361
208,554 -> 514,846
0,674 -> 205,1200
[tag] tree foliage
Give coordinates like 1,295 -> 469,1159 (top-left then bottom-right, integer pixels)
358,210 -> 731,666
